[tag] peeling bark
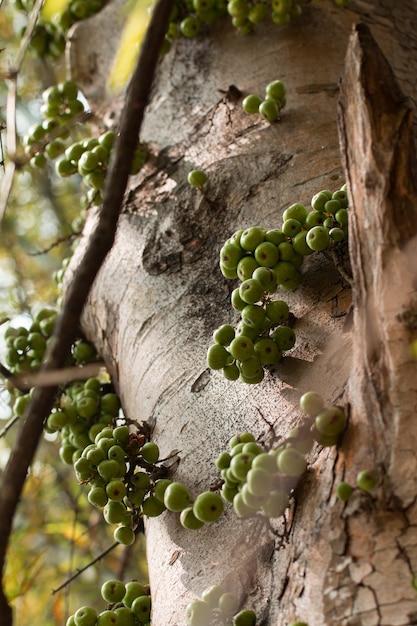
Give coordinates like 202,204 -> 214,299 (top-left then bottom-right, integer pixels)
338,23 -> 417,507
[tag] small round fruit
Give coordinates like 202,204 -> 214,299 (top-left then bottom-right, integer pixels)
262,489 -> 289,518
306,225 -> 330,252
283,202 -> 307,224
223,362 -> 240,381
239,278 -> 264,304
246,467 -> 272,497
239,355 -> 263,379
259,99 -> 279,122
229,432 -> 255,448
220,242 -> 244,269
229,452 -> 255,481
101,579 -> 126,603
336,482 -> 354,501
356,470 -> 378,492
180,506 -> 205,530
74,606 -> 97,626
193,491 -> 223,523
96,610 -> 119,625
292,231 -> 314,256
229,336 -> 254,362
131,472 -> 151,490
88,487 -> 108,508
252,452 -> 277,473
207,344 -> 231,370
185,600 -> 212,626
131,595 -> 151,623
101,393 -> 120,416
242,93 -> 262,114
114,607 -> 136,626
233,492 -> 258,518
201,584 -> 224,607
123,581 -> 148,608
252,266 -> 277,293
142,495 -> 166,517
215,451 -> 232,470
248,2 -> 268,22
233,609 -> 257,626
240,227 -> 265,252
114,525 -> 135,545
213,324 -> 235,346
231,287 -> 247,311
242,304 -> 267,329
277,448 -> 307,477
265,79 -> 286,103
273,326 -> 296,351
237,255 -> 259,281
187,169 -> 207,187
254,241 -> 279,267
265,300 -> 289,324
141,441 -> 159,464
97,459 -> 120,481
103,500 -> 128,525
153,479 -> 172,502
163,482 -> 192,512
299,391 -> 324,416
106,480 -> 126,501
282,218 -> 301,237
218,591 -> 240,614
114,425 -> 130,444
315,406 -> 346,437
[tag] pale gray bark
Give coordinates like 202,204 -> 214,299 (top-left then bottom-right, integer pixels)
69,2 -> 417,624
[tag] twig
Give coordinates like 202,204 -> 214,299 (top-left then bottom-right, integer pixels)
10,362 -> 106,390
0,2 -> 174,624
0,415 -> 20,439
0,0 -> 45,222
27,229 -> 82,256
52,541 -> 120,595
0,125 -> 5,172
0,363 -> 14,382
0,363 -> 27,394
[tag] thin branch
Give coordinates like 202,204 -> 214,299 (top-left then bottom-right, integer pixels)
0,363 -> 14,382
10,362 -> 106,390
0,0 -> 45,222
0,415 -> 20,439
0,1 -> 174,623
0,125 -> 5,172
14,0 -> 45,74
0,363 -> 27,394
27,229 -> 82,256
51,541 -> 120,595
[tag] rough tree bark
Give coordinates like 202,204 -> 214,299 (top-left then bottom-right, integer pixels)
68,2 -> 417,624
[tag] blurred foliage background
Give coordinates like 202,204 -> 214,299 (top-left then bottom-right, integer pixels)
0,2 -> 149,624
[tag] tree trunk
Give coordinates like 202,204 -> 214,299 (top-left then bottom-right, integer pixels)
69,2 -> 417,624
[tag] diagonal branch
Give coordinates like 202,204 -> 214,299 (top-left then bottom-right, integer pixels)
0,1 -> 174,623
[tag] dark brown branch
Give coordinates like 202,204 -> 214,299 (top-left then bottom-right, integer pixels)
337,23 -> 417,503
0,2 -> 174,623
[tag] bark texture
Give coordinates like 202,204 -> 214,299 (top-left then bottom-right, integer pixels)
68,2 -> 417,624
